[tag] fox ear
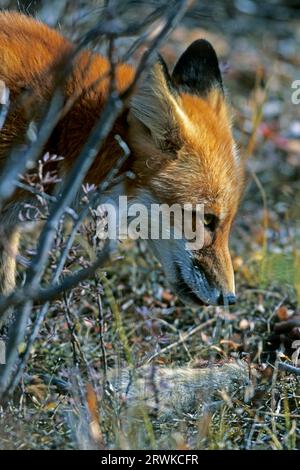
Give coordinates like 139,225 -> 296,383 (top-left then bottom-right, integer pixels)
129,56 -> 182,153
172,39 -> 223,96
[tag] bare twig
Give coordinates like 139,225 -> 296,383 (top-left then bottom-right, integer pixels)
0,134 -> 131,397
94,277 -> 108,383
0,90 -> 65,210
145,318 -> 217,364
0,243 -> 111,397
63,292 -> 88,368
277,362 -> 300,376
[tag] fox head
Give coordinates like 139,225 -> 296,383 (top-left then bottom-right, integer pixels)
126,39 -> 244,307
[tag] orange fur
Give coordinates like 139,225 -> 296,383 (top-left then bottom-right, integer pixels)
0,11 -> 135,181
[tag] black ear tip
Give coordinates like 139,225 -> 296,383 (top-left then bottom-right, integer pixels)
178,39 -> 219,66
187,39 -> 217,54
172,38 -> 223,96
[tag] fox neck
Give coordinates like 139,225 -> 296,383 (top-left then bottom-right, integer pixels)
54,106 -> 135,191
52,51 -> 137,191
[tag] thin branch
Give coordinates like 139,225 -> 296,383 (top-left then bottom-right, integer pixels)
278,362 -> 300,376
63,291 -> 89,368
121,0 -> 190,102
0,90 -> 64,211
0,242 -> 111,324
15,181 -> 57,204
0,135 -> 131,398
94,276 -> 108,384
145,318 -> 217,364
0,242 -> 111,398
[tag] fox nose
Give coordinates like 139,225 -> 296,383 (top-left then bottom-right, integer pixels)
217,292 -> 236,306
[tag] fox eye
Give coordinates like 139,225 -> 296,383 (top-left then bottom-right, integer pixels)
204,213 -> 218,231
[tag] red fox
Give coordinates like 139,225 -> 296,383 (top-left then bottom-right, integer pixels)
0,12 -> 244,306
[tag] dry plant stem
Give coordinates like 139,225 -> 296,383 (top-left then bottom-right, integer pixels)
78,2 -> 174,47
277,362 -> 300,376
120,1 -> 190,103
0,140 -> 130,394
63,292 -> 88,368
7,302 -> 49,395
25,101 -> 121,290
0,90 -> 64,211
0,241 -> 111,321
0,138 -> 130,327
63,292 -> 80,367
6,219 -> 117,396
15,181 -> 58,205
145,317 -> 217,364
94,277 -> 108,385
0,243 -> 111,398
54,142 -> 130,281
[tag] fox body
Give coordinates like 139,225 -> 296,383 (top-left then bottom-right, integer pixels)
0,12 -> 244,306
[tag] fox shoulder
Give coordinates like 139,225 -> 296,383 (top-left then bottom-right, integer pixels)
0,12 -> 73,92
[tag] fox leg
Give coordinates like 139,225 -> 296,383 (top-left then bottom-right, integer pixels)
0,226 -> 19,391
0,226 -> 20,296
